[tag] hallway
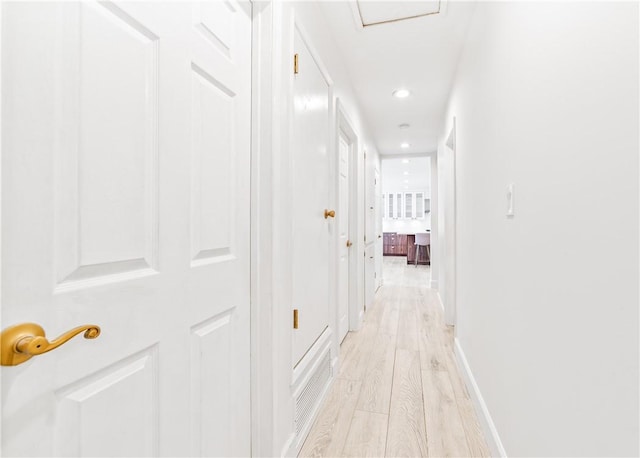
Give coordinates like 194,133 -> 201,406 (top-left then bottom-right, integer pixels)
1,2 -> 637,456
299,258 -> 490,457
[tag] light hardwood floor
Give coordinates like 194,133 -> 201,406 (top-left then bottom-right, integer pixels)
299,256 -> 491,458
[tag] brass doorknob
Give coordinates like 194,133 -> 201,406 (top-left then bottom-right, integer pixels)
346,240 -> 353,247
324,209 -> 336,219
1,323 -> 101,366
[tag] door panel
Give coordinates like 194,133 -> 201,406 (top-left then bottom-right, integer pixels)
337,134 -> 350,342
54,348 -> 158,457
364,152 -> 375,311
375,168 -> 382,290
190,312 -> 233,457
1,2 -> 251,456
54,0 -> 160,288
291,29 -> 331,365
364,151 -> 376,244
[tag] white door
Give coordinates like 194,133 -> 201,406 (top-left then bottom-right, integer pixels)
374,168 -> 383,290
291,29 -> 331,365
1,2 -> 251,456
337,133 -> 351,342
364,154 -> 376,309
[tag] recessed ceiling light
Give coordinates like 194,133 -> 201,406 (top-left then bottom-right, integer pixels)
402,159 -> 410,164
404,180 -> 409,183
404,186 -> 409,189
401,142 -> 410,148
399,123 -> 410,130
403,171 -> 409,175
393,89 -> 411,99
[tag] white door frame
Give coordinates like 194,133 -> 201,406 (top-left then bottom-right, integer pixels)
335,100 -> 361,336
250,1 -> 275,455
429,153 -> 439,291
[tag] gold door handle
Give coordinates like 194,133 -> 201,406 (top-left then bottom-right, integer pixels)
346,240 -> 353,247
1,322 -> 101,366
324,209 -> 336,219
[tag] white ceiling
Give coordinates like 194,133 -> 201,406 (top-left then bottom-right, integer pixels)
319,1 -> 476,155
382,156 -> 430,192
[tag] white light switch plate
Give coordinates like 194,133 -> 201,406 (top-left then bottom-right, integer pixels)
506,183 -> 515,217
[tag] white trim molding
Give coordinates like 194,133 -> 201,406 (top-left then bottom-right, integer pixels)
453,338 -> 508,458
250,1 -> 277,456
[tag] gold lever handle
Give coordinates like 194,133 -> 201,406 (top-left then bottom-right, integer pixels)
346,240 -> 353,248
1,323 -> 101,366
324,209 -> 336,219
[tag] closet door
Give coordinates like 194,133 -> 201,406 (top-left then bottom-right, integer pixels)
291,28 -> 331,365
1,2 -> 252,456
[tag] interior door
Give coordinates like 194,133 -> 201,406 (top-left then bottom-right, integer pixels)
364,154 -> 376,309
1,2 -> 251,456
291,28 -> 331,365
374,168 -> 383,290
337,133 -> 350,342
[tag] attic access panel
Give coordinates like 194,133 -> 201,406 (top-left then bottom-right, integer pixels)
356,1 -> 441,27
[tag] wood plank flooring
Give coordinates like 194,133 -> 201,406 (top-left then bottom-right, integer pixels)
299,257 -> 491,458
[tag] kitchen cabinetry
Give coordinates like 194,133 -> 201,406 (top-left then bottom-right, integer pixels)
383,232 -> 431,265
382,232 -> 407,255
384,191 -> 428,219
384,192 -> 403,219
406,234 -> 430,265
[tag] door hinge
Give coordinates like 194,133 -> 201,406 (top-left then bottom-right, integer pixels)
294,53 -> 299,74
293,309 -> 299,329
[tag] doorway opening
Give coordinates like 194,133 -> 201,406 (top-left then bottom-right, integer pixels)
381,156 -> 432,286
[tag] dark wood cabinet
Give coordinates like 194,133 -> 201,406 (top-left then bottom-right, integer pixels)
397,234 -> 407,255
382,233 -> 409,256
383,232 -> 397,255
384,232 -> 430,264
406,234 -> 430,265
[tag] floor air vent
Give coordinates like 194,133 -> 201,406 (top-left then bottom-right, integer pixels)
295,351 -> 332,436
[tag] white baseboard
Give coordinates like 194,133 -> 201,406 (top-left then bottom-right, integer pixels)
453,338 -> 507,458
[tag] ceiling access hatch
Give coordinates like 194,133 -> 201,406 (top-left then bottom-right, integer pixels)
355,1 -> 441,27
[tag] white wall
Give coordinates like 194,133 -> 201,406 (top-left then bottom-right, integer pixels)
439,2 -> 639,456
